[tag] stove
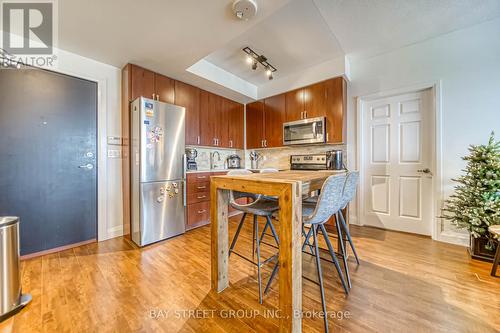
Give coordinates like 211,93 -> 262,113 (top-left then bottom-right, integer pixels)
290,154 -> 329,171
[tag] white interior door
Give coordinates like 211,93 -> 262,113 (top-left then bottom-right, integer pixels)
362,89 -> 433,235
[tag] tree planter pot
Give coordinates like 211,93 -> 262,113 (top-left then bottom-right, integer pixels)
469,235 -> 497,262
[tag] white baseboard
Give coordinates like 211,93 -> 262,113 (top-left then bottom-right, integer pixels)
348,215 -> 360,226
100,225 -> 124,241
437,230 -> 469,247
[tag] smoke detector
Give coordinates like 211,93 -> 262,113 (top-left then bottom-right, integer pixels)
232,0 -> 257,20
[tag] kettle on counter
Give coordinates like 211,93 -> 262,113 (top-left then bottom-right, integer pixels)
227,154 -> 242,169
327,150 -> 344,170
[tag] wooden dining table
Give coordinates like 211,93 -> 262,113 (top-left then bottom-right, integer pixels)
210,170 -> 345,333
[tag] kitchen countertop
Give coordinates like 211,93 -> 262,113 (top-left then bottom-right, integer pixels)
186,168 -> 346,174
186,168 -> 286,174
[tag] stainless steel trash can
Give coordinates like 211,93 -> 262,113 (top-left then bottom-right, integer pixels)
0,217 -> 31,321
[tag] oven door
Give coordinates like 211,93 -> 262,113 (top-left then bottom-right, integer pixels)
283,117 -> 326,145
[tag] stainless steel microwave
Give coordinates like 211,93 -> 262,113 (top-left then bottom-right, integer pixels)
283,117 -> 326,145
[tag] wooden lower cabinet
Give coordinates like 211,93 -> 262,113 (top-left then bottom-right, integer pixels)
185,172 -> 244,230
186,201 -> 210,229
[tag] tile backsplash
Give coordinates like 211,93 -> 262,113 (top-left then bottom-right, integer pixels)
245,144 -> 346,170
187,146 -> 244,171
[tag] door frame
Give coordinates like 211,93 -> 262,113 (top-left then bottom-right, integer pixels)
356,81 -> 445,242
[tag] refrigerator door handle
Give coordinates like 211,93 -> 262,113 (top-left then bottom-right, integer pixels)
182,154 -> 187,207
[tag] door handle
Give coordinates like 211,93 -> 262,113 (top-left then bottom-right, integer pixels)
79,163 -> 94,170
417,168 -> 433,175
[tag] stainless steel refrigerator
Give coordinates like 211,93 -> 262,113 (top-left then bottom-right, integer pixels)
130,97 -> 186,246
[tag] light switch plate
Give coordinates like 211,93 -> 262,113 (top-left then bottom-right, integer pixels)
107,149 -> 122,158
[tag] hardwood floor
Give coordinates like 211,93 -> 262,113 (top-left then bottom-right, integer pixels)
2,217 -> 499,333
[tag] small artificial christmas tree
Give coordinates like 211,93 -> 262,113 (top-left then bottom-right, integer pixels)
443,132 -> 500,250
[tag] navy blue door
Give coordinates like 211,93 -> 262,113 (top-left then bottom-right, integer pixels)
0,67 -> 97,255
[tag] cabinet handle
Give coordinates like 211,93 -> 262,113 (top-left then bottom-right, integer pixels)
156,94 -> 160,100
229,140 -> 233,148
197,136 -> 200,145
197,210 -> 207,214
152,93 -> 155,99
326,133 -> 329,142
304,111 -> 307,119
197,176 -> 207,179
197,186 -> 206,189
197,195 -> 207,199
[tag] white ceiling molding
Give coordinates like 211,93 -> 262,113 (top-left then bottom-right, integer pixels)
187,59 -> 258,100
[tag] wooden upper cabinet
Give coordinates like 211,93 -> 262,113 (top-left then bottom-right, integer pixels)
285,88 -> 305,122
217,96 -> 229,148
130,64 -> 155,101
227,100 -> 244,149
325,77 -> 346,143
246,101 -> 264,149
264,93 -> 286,148
155,74 -> 175,104
199,90 -> 216,147
175,81 -> 200,145
304,80 -> 328,119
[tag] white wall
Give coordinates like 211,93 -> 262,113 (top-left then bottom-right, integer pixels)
52,49 -> 123,241
347,18 -> 500,243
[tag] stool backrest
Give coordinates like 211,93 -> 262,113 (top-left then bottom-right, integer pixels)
341,171 -> 359,208
304,174 -> 347,225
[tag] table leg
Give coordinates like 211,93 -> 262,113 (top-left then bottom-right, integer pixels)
211,187 -> 229,292
278,182 -> 302,333
491,243 -> 500,277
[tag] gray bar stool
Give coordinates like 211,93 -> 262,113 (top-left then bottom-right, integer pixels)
337,172 -> 360,286
302,174 -> 350,333
227,169 -> 280,304
303,171 -> 361,289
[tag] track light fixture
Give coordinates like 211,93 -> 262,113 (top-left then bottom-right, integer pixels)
243,46 -> 277,80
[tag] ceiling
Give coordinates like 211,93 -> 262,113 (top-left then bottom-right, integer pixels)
204,0 -> 343,86
57,0 -> 500,102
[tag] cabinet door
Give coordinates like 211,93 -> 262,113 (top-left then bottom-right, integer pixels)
155,74 -> 175,104
246,101 -> 264,149
325,77 -> 346,143
285,88 -> 304,122
130,65 -> 155,101
199,90 -> 216,146
175,81 -> 200,145
264,93 -> 285,148
228,100 -> 244,149
217,96 -> 229,148
304,80 -> 328,119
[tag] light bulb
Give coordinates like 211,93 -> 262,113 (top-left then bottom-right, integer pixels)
246,56 -> 253,64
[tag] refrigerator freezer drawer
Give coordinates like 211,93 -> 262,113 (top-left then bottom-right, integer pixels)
131,180 -> 185,247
